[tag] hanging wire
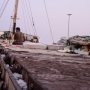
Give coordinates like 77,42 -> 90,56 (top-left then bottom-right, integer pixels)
6,0 -> 15,43
25,2 -> 35,35
9,0 -> 15,31
22,0 -> 31,34
25,0 -> 34,35
9,17 -> 13,31
8,17 -> 13,43
43,0 -> 54,43
28,0 -> 37,36
21,0 -> 27,34
25,0 -> 35,35
0,0 -> 6,12
0,0 -> 10,18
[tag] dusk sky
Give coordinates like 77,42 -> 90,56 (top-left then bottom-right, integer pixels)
0,0 -> 90,44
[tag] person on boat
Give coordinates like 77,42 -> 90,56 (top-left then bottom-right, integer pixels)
29,36 -> 40,43
12,27 -> 25,45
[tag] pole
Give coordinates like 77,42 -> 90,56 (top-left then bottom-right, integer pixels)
12,0 -> 19,34
67,14 -> 72,39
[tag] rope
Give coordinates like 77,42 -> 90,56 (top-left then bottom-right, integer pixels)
22,0 -> 31,34
28,0 -> 37,36
0,0 -> 6,12
25,0 -> 35,35
9,17 -> 13,31
0,0 -> 10,18
43,0 -> 54,43
9,0 -> 15,31
8,17 -> 12,43
21,0 -> 27,34
8,0 -> 16,44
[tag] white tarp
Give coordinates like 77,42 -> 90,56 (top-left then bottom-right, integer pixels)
47,45 -> 65,50
23,41 -> 47,49
0,31 -> 4,36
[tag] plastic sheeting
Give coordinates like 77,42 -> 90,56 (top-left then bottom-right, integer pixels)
23,41 -> 47,49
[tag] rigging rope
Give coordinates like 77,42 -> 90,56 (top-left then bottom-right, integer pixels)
21,0 -> 27,34
25,0 -> 35,35
0,0 -> 10,18
0,0 -> 6,12
9,17 -> 13,31
28,0 -> 37,36
43,0 -> 54,43
9,0 -> 15,32
22,0 -> 31,34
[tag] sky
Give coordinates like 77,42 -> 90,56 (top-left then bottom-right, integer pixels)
0,0 -> 90,44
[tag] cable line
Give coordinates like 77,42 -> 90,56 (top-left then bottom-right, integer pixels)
0,0 -> 6,12
21,0 -> 27,34
22,0 -> 31,34
9,0 -> 15,31
43,0 -> 54,43
0,0 -> 10,18
25,0 -> 36,35
28,0 -> 37,35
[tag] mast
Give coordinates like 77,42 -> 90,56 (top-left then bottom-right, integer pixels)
12,0 -> 19,34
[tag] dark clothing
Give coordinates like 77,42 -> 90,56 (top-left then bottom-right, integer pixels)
12,41 -> 23,45
13,31 -> 25,45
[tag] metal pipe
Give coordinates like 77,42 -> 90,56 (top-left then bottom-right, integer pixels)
67,14 -> 72,39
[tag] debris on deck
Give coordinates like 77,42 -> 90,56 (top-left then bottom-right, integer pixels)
57,35 -> 90,56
